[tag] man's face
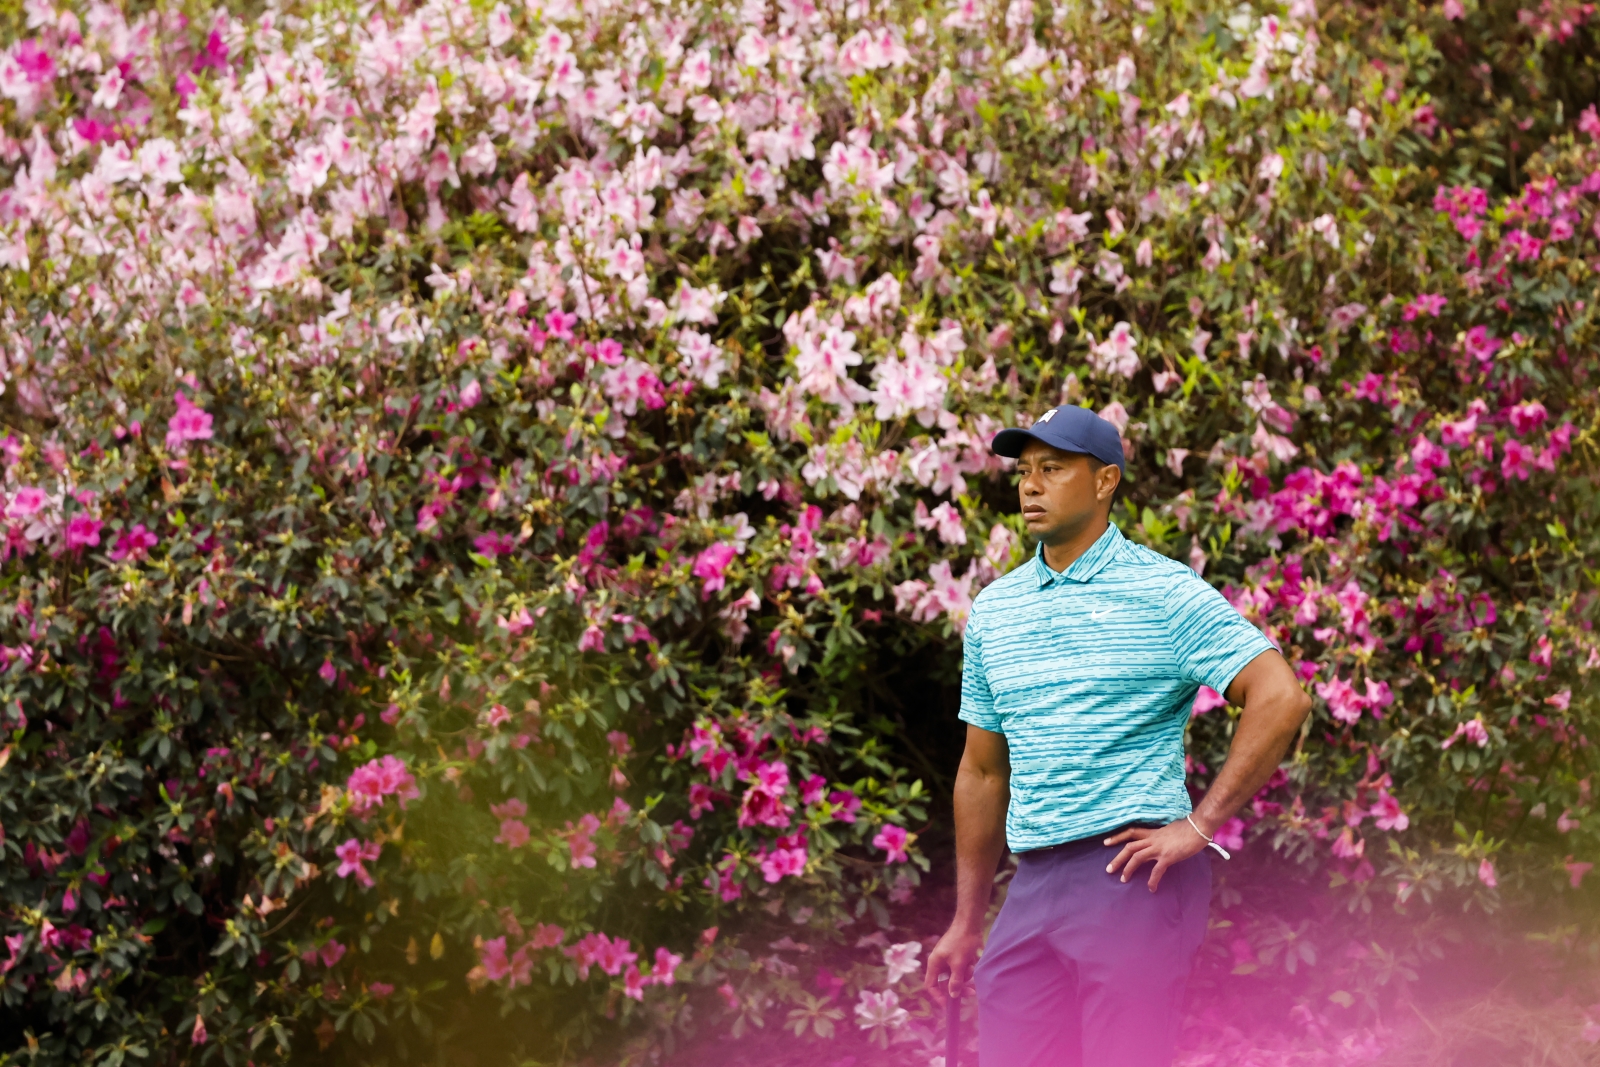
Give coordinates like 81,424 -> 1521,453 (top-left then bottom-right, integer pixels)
1014,440 -> 1119,542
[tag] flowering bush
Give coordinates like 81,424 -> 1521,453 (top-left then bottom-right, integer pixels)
0,0 -> 1597,1062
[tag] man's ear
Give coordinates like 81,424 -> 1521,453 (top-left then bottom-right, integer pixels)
1097,464 -> 1122,504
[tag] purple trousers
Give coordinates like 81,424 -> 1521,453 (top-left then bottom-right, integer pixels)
973,832 -> 1211,1067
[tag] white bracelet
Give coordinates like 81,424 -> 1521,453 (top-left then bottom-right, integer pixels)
1187,814 -> 1231,860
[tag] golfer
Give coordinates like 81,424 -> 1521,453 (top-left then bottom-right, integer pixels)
923,406 -> 1312,1066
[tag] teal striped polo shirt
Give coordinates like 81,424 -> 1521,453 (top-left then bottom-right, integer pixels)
959,523 -> 1274,852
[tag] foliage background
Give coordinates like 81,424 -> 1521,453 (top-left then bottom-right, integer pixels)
0,0 -> 1597,1063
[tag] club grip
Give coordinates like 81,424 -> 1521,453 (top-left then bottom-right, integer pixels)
945,982 -> 961,1067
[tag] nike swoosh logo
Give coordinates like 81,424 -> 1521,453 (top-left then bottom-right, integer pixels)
1090,609 -> 1113,620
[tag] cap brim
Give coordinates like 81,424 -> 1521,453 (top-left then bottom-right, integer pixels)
990,428 -> 1042,458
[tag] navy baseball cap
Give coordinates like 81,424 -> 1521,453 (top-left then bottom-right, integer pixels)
990,406 -> 1126,474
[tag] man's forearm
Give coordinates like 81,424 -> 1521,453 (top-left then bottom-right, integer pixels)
1192,680 -> 1309,834
951,764 -> 1009,931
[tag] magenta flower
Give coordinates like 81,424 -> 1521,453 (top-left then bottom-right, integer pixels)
495,819 -> 530,849
591,933 -> 636,976
687,782 -> 718,819
760,844 -> 808,882
799,774 -> 827,805
334,838 -> 381,888
368,982 -> 394,999
529,923 -> 566,949
346,755 -> 420,813
1441,720 -> 1490,749
623,963 -> 647,1000
1371,791 -> 1409,832
1190,686 -> 1228,716
828,789 -> 862,823
1507,400 -> 1548,435
1530,635 -> 1554,668
1214,818 -> 1246,852
473,532 -> 515,557
478,936 -> 510,981
1315,675 -> 1366,725
692,542 -> 739,599
164,391 -> 214,453
108,523 -> 158,562
490,797 -> 526,821
63,515 -> 102,551
651,946 -> 683,985
567,812 -> 600,867
4,486 -> 47,518
1462,326 -> 1502,363
872,823 -> 909,863
1565,860 -> 1593,889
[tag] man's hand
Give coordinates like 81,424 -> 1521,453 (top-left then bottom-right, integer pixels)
1103,819 -> 1209,892
923,924 -> 984,1003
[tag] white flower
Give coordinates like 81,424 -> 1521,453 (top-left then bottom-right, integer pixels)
882,941 -> 923,983
1087,321 -> 1140,378
854,988 -> 910,1031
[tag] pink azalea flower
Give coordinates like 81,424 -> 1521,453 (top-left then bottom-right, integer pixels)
64,515 -> 102,551
334,838 -> 381,888
800,774 -> 827,805
1530,635 -> 1554,668
829,789 -> 862,823
496,819 -> 530,849
1565,859 -> 1594,889
479,936 -> 511,981
1507,400 -> 1548,435
165,391 -> 214,453
1500,438 -> 1536,480
1330,826 -> 1364,860
872,823 -> 910,863
368,982 -> 394,999
760,845 -> 808,882
191,1014 -> 207,1046
1214,818 -> 1246,852
623,963 -> 647,1000
688,782 -> 718,819
1462,326 -> 1502,363
490,797 -> 526,820
1477,859 -> 1497,888
651,946 -> 683,985
529,923 -> 566,950
320,940 -> 346,967
1441,720 -> 1490,749
346,755 -> 420,813
1191,686 -> 1228,716
692,542 -> 739,599
1371,790 -> 1409,832
1315,675 -> 1367,725
108,523 -> 158,562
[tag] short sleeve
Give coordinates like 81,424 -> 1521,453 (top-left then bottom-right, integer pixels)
1164,569 -> 1276,697
958,602 -> 1002,733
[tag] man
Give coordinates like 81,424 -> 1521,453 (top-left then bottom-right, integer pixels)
922,405 -> 1312,1066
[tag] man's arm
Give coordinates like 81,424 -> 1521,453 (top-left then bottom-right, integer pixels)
1105,648 -> 1311,890
923,724 -> 1009,1002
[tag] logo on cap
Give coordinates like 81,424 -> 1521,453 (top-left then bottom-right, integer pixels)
1037,407 -> 1058,423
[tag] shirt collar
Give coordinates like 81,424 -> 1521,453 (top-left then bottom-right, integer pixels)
1032,523 -> 1126,588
